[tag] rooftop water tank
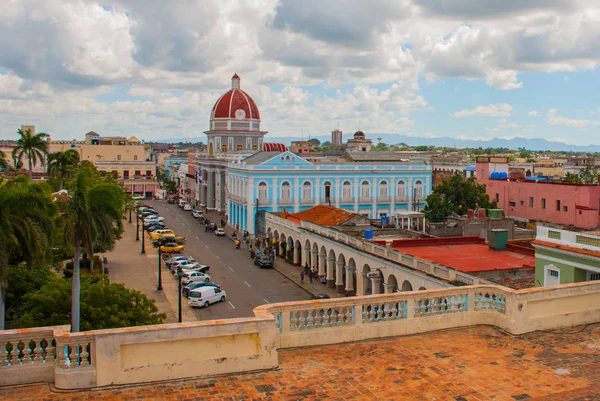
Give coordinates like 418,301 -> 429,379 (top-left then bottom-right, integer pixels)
364,229 -> 373,240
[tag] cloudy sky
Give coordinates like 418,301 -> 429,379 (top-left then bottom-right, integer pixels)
1,0 -> 599,145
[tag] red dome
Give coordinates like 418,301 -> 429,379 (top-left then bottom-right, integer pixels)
211,74 -> 260,121
263,143 -> 288,152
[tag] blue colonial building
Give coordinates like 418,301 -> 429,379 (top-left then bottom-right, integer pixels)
226,150 -> 431,234
192,74 -> 432,235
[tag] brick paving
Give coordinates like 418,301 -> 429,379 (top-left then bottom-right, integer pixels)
3,325 -> 600,400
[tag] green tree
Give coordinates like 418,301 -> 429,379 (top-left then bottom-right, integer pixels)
563,172 -> 582,184
423,172 -> 497,221
58,166 -> 126,332
414,145 -> 429,152
47,149 -> 81,189
11,128 -> 50,179
579,166 -> 599,184
5,265 -> 52,325
0,176 -> 56,329
372,142 -> 389,152
308,138 -> 321,146
162,178 -> 178,194
17,275 -> 165,331
0,149 -> 10,172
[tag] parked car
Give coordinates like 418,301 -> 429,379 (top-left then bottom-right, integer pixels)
138,206 -> 154,213
152,235 -> 176,247
254,255 -> 273,269
181,271 -> 211,285
188,287 -> 226,308
146,224 -> 167,232
183,204 -> 193,211
168,259 -> 199,272
149,229 -> 175,240
192,210 -> 204,219
144,216 -> 164,223
164,255 -> 194,265
160,243 -> 184,253
311,294 -> 331,300
214,228 -> 226,237
182,282 -> 220,297
176,264 -> 210,277
178,199 -> 187,208
132,194 -> 145,200
167,198 -> 177,204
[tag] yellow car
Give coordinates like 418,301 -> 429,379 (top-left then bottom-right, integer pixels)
160,243 -> 185,253
149,229 -> 175,240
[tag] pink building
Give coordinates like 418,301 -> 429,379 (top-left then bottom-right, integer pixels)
476,157 -> 600,229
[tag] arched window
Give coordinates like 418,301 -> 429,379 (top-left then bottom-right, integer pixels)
281,181 -> 291,200
361,180 -> 370,198
414,180 -> 423,200
258,182 -> 268,201
397,180 -> 406,200
378,180 -> 388,198
302,181 -> 312,201
323,181 -> 332,202
342,181 -> 352,199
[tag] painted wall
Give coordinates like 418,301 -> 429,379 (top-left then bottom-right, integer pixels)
535,247 -> 600,286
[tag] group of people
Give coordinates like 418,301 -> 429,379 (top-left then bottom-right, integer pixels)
300,263 -> 318,283
249,237 -> 277,261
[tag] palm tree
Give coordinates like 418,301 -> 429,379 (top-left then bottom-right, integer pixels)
0,176 -> 56,329
0,149 -> 10,172
59,166 -> 125,332
11,128 -> 50,179
47,149 -> 80,189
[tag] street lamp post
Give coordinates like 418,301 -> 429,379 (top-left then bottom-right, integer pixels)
141,223 -> 146,254
157,247 -> 163,291
135,213 -> 140,241
178,274 -> 183,323
254,197 -> 259,238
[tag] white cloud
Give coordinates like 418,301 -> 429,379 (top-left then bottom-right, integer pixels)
528,111 -> 539,117
547,108 -> 600,128
452,103 -> 513,118
423,131 -> 439,138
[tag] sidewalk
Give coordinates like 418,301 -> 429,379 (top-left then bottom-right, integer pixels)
185,207 -> 341,298
104,220 -> 197,323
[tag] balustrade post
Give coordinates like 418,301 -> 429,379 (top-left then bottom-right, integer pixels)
335,261 -> 344,293
371,277 -> 382,295
344,265 -> 356,296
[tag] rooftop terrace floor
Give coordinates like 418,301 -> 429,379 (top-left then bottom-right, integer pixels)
2,325 -> 600,400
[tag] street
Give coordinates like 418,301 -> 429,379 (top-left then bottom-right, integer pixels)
146,201 -> 311,320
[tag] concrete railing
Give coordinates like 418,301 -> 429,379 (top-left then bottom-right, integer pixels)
3,282 -> 600,389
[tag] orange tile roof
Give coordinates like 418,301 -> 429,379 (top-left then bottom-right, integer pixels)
532,239 -> 600,259
286,205 -> 358,227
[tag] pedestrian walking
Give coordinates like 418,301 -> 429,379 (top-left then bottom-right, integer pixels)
235,222 -> 239,233
272,248 -> 276,260
300,270 -> 304,283
308,269 -> 313,283
304,263 -> 309,276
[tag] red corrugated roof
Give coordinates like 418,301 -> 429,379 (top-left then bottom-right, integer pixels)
286,205 -> 357,227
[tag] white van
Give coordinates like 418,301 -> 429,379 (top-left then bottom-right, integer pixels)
188,287 -> 226,308
178,199 -> 187,208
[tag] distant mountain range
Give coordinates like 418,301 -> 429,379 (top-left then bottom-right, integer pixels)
163,134 -> 600,152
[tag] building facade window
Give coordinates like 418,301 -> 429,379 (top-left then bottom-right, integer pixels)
542,198 -> 546,209
414,180 -> 423,200
529,197 -> 534,207
342,181 -> 352,198
117,155 -> 121,161
281,181 -> 291,200
228,137 -> 234,152
323,181 -> 332,201
397,180 -> 406,200
556,200 -> 561,211
133,155 -> 138,161
258,182 -> 268,201
123,170 -> 129,179
302,181 -> 312,200
495,193 -> 500,202
246,137 -> 252,149
378,180 -> 388,198
361,181 -> 370,198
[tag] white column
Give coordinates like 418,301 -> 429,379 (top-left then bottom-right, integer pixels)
354,176 -> 359,212
335,260 -> 344,291
318,251 -> 326,277
334,178 -> 340,208
326,256 -> 335,288
246,180 -> 255,235
271,178 -> 277,211
294,177 -> 300,212
314,177 -> 321,205
389,176 -> 395,217
407,177 -> 413,210
371,277 -> 382,295
371,180 -> 376,218
345,265 -> 356,294
311,249 -> 318,271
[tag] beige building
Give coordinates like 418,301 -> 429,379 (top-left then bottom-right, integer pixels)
345,130 -> 372,152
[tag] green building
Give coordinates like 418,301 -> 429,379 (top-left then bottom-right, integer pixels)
534,226 -> 600,287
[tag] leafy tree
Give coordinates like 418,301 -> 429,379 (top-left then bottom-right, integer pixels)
0,149 -> 9,172
423,172 -> 498,221
563,172 -> 582,184
5,265 -> 52,324
372,142 -> 389,152
414,145 -> 429,152
11,128 -> 50,179
321,141 -> 332,147
58,166 -> 126,332
47,149 -> 80,189
17,275 -> 165,331
0,176 -> 56,329
579,166 -> 599,184
162,178 -> 178,194
308,138 -> 321,146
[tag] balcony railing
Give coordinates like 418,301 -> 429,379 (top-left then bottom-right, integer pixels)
319,197 -> 334,204
359,196 -> 372,203
339,197 -> 354,205
377,195 -> 390,202
300,197 -> 314,205
279,198 -> 293,206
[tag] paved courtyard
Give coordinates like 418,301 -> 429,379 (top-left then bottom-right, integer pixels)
2,324 -> 600,400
